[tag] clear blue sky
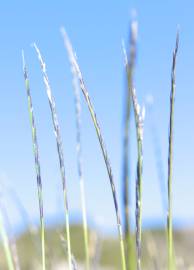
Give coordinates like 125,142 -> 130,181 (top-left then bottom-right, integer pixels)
0,1 -> 194,234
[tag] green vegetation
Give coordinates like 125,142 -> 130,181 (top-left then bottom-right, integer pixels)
61,28 -> 126,270
0,225 -> 193,270
0,19 -> 181,270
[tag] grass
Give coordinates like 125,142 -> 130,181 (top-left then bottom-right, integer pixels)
22,51 -> 46,270
131,87 -> 145,270
121,21 -> 137,270
70,48 -> 90,270
167,32 -> 179,270
0,21 -> 182,270
33,44 -> 73,270
122,21 -> 145,270
1,225 -> 193,270
61,28 -> 127,270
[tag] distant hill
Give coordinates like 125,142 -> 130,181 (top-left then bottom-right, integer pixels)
0,224 -> 194,269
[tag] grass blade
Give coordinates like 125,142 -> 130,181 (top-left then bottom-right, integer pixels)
33,44 -> 72,270
0,210 -> 15,270
131,88 -> 145,270
122,24 -> 145,270
71,58 -> 90,269
22,51 -> 46,270
121,19 -> 137,270
61,28 -> 126,270
167,32 -> 179,270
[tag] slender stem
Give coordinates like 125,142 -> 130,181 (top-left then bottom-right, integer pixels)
122,26 -> 145,270
132,88 -> 144,270
0,210 -> 15,270
167,32 -> 179,270
122,20 -> 137,270
22,51 -> 46,270
72,66 -> 90,270
33,44 -> 72,270
61,28 -> 126,270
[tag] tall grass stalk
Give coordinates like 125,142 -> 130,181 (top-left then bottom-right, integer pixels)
22,51 -> 46,270
61,28 -> 126,270
122,30 -> 145,270
121,19 -> 137,270
0,210 -> 15,270
167,32 -> 179,270
33,44 -> 72,270
131,88 -> 144,270
71,57 -> 90,269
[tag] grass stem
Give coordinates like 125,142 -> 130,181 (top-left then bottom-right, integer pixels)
167,32 -> 179,270
71,60 -> 90,270
33,44 -> 72,270
122,20 -> 137,270
61,28 -> 126,270
122,24 -> 145,270
22,51 -> 46,270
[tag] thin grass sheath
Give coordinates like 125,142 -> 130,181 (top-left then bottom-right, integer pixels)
167,32 -> 179,270
61,28 -> 126,270
33,44 -> 72,270
71,59 -> 90,269
22,52 -> 46,270
122,20 -> 137,270
122,34 -> 145,270
0,210 -> 15,270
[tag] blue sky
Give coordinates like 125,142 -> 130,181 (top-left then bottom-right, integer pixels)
0,1 -> 194,234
